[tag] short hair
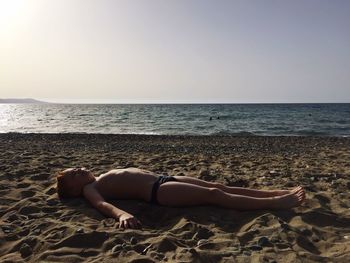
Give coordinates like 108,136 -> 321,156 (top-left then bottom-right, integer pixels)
56,172 -> 73,198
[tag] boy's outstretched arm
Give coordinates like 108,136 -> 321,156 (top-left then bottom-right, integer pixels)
83,184 -> 141,229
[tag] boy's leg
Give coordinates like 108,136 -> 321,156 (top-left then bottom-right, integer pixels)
157,181 -> 305,210
173,176 -> 289,198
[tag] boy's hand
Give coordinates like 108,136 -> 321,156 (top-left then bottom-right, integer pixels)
119,213 -> 142,229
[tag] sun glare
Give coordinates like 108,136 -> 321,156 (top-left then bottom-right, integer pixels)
0,0 -> 29,30
0,0 -> 26,18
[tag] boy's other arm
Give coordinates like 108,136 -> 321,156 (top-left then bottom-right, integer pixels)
83,184 -> 141,229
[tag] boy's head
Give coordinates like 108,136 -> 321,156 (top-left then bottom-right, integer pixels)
56,167 -> 95,198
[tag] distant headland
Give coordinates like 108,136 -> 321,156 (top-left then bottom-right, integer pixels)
0,98 -> 48,104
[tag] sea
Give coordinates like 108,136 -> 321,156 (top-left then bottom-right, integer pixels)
0,103 -> 349,136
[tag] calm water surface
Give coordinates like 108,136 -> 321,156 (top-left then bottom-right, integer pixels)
0,104 -> 349,136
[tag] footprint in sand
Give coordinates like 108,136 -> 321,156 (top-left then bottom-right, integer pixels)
19,206 -> 41,215
21,190 -> 36,198
50,231 -> 109,249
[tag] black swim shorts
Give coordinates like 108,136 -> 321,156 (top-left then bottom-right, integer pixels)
150,175 -> 178,205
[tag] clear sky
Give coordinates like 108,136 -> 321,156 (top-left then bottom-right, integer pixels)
0,0 -> 349,103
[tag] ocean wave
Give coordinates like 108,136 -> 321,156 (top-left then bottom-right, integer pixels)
210,131 -> 257,136
293,130 -> 330,136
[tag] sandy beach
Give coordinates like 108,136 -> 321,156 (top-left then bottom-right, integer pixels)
0,133 -> 349,263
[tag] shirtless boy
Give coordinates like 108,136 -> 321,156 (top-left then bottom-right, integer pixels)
56,167 -> 305,229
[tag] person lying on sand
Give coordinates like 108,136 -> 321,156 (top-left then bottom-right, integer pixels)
56,167 -> 305,229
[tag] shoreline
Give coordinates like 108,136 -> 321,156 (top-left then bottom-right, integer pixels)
2,132 -> 350,140
1,131 -> 349,137
0,133 -> 349,262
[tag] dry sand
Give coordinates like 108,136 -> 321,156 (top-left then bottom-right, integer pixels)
0,133 -> 349,263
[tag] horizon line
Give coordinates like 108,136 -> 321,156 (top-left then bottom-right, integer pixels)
38,98 -> 350,104
1,98 -> 350,104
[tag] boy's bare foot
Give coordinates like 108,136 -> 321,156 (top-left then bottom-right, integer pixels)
270,186 -> 302,197
273,186 -> 305,209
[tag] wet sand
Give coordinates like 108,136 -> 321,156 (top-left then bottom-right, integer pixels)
0,133 -> 349,262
